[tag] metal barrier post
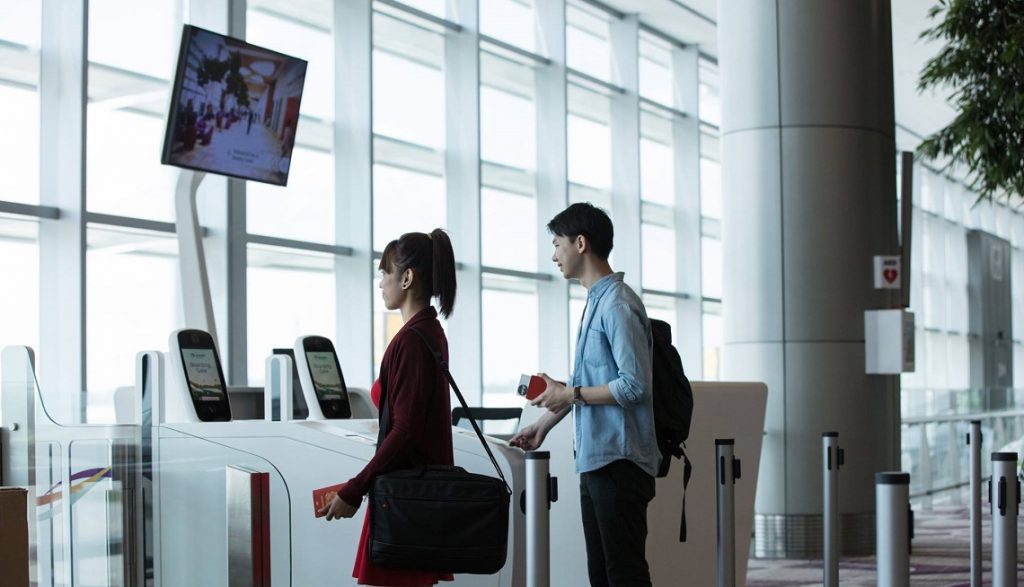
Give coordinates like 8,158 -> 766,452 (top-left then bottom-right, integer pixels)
226,466 -> 271,587
990,452 -> 1019,587
967,420 -> 981,587
716,439 -> 740,587
875,472 -> 909,587
526,451 -> 556,587
822,432 -> 843,587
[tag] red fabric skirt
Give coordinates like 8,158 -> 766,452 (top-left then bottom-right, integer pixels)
352,501 -> 454,586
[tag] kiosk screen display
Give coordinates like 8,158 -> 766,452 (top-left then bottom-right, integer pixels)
306,351 -> 346,400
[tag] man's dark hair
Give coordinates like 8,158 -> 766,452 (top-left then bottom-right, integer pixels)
547,202 -> 614,260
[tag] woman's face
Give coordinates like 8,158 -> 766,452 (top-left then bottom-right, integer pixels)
379,263 -> 407,311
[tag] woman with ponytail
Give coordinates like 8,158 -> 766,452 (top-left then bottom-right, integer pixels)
319,228 -> 458,586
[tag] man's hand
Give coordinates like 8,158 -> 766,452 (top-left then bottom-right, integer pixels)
509,422 -> 548,451
319,495 -> 358,521
530,373 -> 572,413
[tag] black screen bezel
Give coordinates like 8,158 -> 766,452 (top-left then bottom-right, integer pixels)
176,330 -> 232,422
300,336 -> 352,419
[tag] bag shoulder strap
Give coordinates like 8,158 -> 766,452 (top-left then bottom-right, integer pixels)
382,326 -> 511,493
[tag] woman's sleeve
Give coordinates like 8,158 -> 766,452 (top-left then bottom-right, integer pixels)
337,334 -> 434,506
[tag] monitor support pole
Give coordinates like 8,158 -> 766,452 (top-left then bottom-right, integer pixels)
174,170 -> 218,346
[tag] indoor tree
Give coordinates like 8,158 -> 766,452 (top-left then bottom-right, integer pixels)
918,0 -> 1024,203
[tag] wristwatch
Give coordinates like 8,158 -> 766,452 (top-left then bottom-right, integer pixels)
572,385 -> 587,406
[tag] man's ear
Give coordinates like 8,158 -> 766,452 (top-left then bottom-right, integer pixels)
575,234 -> 588,254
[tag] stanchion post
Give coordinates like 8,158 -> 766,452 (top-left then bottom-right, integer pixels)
822,432 -> 843,587
875,472 -> 909,587
989,451 -> 1019,587
716,439 -> 740,587
967,420 -> 981,587
526,451 -> 551,587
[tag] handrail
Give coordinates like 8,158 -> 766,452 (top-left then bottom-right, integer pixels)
901,409 -> 1024,425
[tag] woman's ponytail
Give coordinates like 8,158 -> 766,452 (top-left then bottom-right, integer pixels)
430,228 -> 457,319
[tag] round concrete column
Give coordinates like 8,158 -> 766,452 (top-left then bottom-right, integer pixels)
718,0 -> 901,557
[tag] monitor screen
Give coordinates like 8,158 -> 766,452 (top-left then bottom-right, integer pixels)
161,25 -> 308,186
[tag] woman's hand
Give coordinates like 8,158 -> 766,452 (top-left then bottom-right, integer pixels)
319,495 -> 358,521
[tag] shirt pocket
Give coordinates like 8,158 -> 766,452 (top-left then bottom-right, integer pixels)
582,326 -> 613,369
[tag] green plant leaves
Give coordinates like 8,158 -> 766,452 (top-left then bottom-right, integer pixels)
917,0 -> 1024,203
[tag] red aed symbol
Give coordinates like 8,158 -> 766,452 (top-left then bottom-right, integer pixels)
883,269 -> 899,284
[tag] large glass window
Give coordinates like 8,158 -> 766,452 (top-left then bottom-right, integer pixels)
698,58 -> 720,127
246,245 -> 336,385
87,0 -> 180,221
0,85 -> 40,205
481,49 -> 537,271
482,187 -> 537,271
700,132 -> 722,219
701,236 -> 722,299
482,276 -> 539,408
0,0 -> 40,205
639,33 -> 672,107
86,226 -> 179,422
372,12 -> 445,149
702,301 -> 722,380
567,83 -> 611,191
566,1 -> 612,83
373,164 -> 446,250
640,111 -> 677,292
0,217 -> 39,352
480,0 -> 536,53
373,11 -> 447,251
247,147 -> 334,243
246,1 -> 335,242
87,108 -> 178,220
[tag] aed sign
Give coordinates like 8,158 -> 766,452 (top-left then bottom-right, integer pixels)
873,255 -> 901,290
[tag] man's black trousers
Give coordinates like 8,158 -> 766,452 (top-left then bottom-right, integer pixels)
580,459 -> 656,587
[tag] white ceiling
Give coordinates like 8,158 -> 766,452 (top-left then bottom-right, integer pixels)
601,0 -> 956,146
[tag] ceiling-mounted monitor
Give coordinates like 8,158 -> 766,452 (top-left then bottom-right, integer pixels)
161,25 -> 308,186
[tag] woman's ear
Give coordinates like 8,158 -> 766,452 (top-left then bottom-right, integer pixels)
401,268 -> 414,290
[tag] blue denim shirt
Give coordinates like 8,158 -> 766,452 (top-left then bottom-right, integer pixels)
571,272 -> 660,477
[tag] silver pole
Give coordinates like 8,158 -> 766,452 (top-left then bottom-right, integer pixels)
822,432 -> 842,587
226,466 -> 271,587
526,451 -> 551,587
875,472 -> 910,587
967,420 -> 981,587
716,439 -> 739,587
990,452 -> 1018,587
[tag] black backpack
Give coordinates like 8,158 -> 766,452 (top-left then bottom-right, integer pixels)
650,318 -> 694,541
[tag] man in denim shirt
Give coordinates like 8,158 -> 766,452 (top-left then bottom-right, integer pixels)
510,203 -> 659,587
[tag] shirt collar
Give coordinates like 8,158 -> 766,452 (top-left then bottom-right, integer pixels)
399,306 -> 438,332
587,272 -> 624,300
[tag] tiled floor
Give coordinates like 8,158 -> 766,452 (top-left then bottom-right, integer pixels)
747,506 -> 1024,586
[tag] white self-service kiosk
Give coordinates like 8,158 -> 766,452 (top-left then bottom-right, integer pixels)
148,329 -> 526,586
290,334 -> 527,585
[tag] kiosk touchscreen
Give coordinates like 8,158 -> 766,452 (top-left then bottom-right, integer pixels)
174,329 -> 232,421
294,336 -> 352,419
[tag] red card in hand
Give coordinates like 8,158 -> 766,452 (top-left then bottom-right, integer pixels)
517,374 -> 545,401
313,483 -> 346,518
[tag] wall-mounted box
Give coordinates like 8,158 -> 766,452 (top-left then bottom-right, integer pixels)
865,309 -> 915,374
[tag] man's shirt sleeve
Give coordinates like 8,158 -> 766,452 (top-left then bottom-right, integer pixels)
605,302 -> 652,406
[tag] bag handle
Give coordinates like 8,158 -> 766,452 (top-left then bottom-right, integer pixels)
378,327 -> 511,494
